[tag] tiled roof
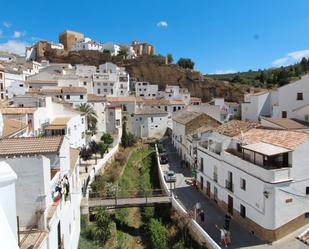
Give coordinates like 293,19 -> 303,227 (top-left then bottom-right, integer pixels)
51,117 -> 71,125
0,136 -> 64,156
214,120 -> 259,137
87,94 -> 106,102
262,117 -> 307,130
246,90 -> 269,96
134,107 -> 168,115
143,99 -> 185,106
235,128 -> 309,150
61,86 -> 87,93
1,119 -> 27,138
0,107 -> 37,114
106,96 -> 143,102
172,111 -> 201,125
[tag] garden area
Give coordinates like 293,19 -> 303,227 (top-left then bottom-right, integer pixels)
79,142 -> 206,249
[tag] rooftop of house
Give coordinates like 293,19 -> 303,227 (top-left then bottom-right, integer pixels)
234,128 -> 309,150
1,119 -> 27,139
0,136 -> 64,156
0,107 -> 38,114
213,120 -> 260,137
106,96 -> 143,103
262,117 -> 308,130
143,99 -> 185,106
61,86 -> 87,93
87,94 -> 106,102
172,111 -> 201,125
245,90 -> 269,96
134,107 -> 168,115
25,79 -> 58,84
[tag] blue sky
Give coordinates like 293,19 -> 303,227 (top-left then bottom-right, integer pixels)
1,0 -> 309,74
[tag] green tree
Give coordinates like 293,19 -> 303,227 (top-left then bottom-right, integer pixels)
76,103 -> 98,134
177,58 -> 194,69
300,57 -> 308,73
148,218 -> 168,249
118,47 -> 129,59
167,53 -> 173,64
80,146 -> 92,162
93,207 -> 112,244
121,122 -> 136,148
89,140 -> 100,163
101,133 -> 114,147
98,142 -> 108,158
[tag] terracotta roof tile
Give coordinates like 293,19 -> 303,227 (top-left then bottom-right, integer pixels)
0,107 -> 37,114
143,99 -> 185,106
214,120 -> 259,137
172,111 -> 201,125
262,117 -> 307,130
1,119 -> 27,138
0,136 -> 64,156
235,128 -> 309,150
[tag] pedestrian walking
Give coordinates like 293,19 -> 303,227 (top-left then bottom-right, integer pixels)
225,230 -> 232,246
200,210 -> 205,222
224,213 -> 231,231
195,201 -> 201,213
215,224 -> 228,247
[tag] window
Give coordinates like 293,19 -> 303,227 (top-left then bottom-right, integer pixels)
173,106 -> 176,112
83,81 -> 87,86
66,95 -> 70,99
237,143 -> 242,153
164,106 -> 167,111
240,178 -> 246,191
297,92 -> 303,100
81,118 -> 84,124
178,106 -> 181,110
80,95 -> 84,99
200,157 -> 204,172
0,83 -> 3,90
151,117 -> 154,123
240,204 -> 246,218
306,187 -> 309,195
97,89 -> 101,94
282,111 -> 287,118
104,89 -> 107,92
19,84 -> 23,87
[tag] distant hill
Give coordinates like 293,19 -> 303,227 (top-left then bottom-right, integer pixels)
42,49 -> 266,103
207,57 -> 309,88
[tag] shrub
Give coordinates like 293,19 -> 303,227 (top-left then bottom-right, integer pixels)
148,218 -> 169,249
115,151 -> 127,165
93,208 -> 112,244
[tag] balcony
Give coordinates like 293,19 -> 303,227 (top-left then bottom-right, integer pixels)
225,180 -> 234,192
223,150 -> 292,183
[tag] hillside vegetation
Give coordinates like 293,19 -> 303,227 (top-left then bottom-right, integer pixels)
207,57 -> 309,88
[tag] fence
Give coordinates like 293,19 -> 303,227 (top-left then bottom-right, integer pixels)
155,144 -> 221,249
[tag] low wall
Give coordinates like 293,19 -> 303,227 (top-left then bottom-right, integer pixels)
155,144 -> 221,249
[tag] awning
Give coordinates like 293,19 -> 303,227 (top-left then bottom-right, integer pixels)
242,142 -> 291,156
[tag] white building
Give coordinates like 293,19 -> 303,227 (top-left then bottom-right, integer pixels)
0,64 -> 5,100
129,107 -> 168,138
0,162 -> 19,249
101,42 -> 121,56
72,38 -> 102,52
209,98 -> 241,121
135,82 -> 158,98
158,85 -> 191,105
196,120 -> 309,242
93,63 -> 130,96
0,136 -> 81,249
242,75 -> 309,121
0,97 -> 86,148
75,64 -> 96,94
172,110 -> 220,162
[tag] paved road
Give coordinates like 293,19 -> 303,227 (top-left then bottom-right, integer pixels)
161,138 -> 265,249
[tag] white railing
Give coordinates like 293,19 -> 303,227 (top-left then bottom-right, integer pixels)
155,144 -> 221,249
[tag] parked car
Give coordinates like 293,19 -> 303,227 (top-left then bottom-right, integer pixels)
164,170 -> 176,183
160,153 -> 168,164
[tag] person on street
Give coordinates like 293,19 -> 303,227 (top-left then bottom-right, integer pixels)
215,224 -> 228,247
200,210 -> 205,222
224,213 -> 231,231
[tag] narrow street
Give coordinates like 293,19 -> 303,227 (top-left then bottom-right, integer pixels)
161,137 -> 265,249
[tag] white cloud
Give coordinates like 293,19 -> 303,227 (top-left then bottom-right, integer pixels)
13,31 -> 25,38
157,21 -> 168,28
211,69 -> 236,75
272,49 -> 309,67
0,40 -> 29,55
3,21 -> 11,28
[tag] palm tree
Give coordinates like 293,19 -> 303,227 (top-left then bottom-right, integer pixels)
76,103 -> 98,134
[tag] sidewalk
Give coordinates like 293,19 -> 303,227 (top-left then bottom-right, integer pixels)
162,138 -> 265,249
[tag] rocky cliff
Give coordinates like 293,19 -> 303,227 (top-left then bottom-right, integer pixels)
42,50 -> 253,102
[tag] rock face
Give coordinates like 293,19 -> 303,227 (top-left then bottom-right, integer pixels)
42,50 -> 252,102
